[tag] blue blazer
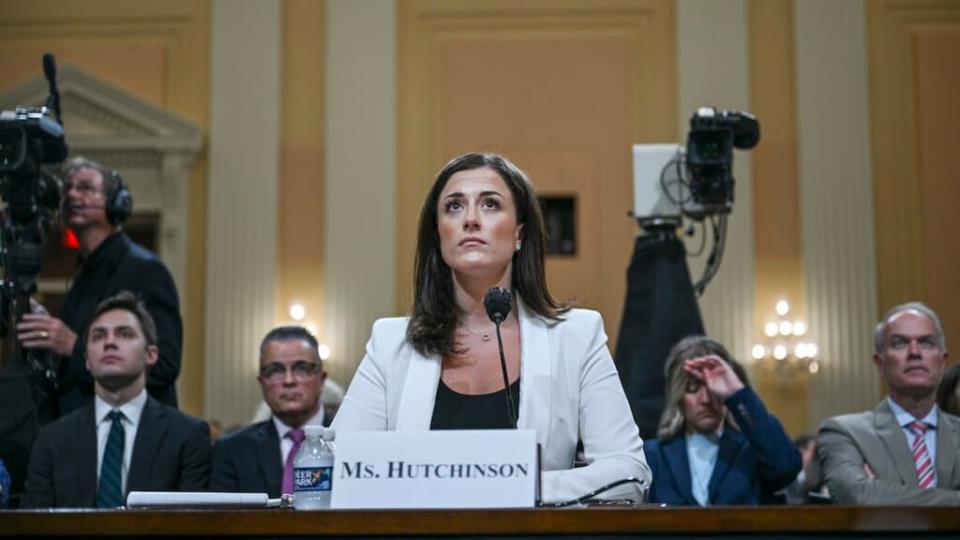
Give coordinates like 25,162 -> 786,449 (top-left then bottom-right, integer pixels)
644,387 -> 800,506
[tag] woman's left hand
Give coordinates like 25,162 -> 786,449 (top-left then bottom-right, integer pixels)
682,354 -> 745,401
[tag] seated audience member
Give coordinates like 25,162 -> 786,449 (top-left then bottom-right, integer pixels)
644,336 -> 800,506
818,302 -> 960,505
936,362 -> 960,417
332,152 -> 649,504
23,292 -> 210,508
782,435 -> 829,504
250,376 -> 344,423
209,326 -> 328,497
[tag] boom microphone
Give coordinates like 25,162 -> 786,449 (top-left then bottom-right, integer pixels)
484,287 -> 517,428
42,52 -> 63,127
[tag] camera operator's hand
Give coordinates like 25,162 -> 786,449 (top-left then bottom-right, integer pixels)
17,311 -> 77,357
682,354 -> 745,401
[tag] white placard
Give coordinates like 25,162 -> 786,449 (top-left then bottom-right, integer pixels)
332,430 -> 538,509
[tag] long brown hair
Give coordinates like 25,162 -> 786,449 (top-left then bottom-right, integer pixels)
406,152 -> 569,357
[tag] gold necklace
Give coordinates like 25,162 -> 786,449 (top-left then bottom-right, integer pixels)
460,324 -> 493,342
460,313 -> 512,343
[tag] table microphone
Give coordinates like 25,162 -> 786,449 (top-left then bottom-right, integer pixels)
484,287 -> 517,428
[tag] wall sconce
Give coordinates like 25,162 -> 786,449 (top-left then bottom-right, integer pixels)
284,303 -> 331,362
752,299 -> 819,381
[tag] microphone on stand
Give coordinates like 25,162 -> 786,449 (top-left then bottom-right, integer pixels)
484,287 -> 517,428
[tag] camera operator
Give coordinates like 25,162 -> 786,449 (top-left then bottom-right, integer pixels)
15,157 -> 182,418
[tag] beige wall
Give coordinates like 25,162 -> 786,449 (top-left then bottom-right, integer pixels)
869,0 -> 960,365
203,0 -> 281,425
324,0 -> 397,389
397,0 -> 677,351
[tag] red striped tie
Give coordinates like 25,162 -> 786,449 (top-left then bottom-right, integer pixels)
908,421 -> 937,489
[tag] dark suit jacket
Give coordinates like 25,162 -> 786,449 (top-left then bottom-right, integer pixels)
58,232 -> 182,414
644,387 -> 801,506
818,400 -> 960,505
209,415 -> 331,497
23,396 -> 211,508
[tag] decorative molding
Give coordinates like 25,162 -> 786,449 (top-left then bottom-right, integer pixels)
203,0 -> 281,426
325,0 -> 397,388
0,64 -> 202,295
796,0 -> 880,424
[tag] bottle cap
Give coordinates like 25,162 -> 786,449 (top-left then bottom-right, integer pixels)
322,427 -> 335,442
304,425 -> 324,438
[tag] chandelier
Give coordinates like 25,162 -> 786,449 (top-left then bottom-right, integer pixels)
751,299 -> 819,380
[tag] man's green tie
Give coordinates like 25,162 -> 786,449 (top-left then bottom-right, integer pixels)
96,410 -> 125,508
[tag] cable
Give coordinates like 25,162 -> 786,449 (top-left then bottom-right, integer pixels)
693,215 -> 728,295
539,477 -> 648,508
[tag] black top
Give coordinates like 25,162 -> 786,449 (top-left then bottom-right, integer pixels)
57,232 -> 182,416
430,377 -> 521,430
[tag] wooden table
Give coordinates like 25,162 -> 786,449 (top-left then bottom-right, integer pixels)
2,505 -> 958,538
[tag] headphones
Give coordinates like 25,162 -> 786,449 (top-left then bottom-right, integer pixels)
105,170 -> 134,226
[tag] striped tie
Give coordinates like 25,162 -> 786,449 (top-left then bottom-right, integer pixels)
97,410 -> 126,508
908,421 -> 937,489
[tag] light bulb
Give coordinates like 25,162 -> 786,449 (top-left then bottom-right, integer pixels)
752,344 -> 766,360
289,303 -> 306,321
809,361 -> 820,374
779,321 -> 793,336
808,343 -> 818,358
764,322 -> 778,337
775,300 -> 790,316
794,344 -> 806,359
317,343 -> 331,361
773,345 -> 788,360
793,321 -> 807,336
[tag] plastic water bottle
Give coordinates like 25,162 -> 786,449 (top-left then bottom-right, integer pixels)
293,426 -> 334,509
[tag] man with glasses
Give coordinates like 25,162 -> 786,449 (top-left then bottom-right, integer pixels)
16,156 -> 182,419
818,302 -> 960,505
209,326 -> 328,497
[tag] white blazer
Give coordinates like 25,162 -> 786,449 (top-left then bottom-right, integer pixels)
332,302 -> 651,504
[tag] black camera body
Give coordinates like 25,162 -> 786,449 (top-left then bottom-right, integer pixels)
0,106 -> 66,283
685,107 -> 759,217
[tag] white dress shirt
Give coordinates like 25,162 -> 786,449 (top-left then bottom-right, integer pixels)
686,432 -> 720,506
272,409 -> 326,466
95,389 -> 148,495
887,396 -> 938,467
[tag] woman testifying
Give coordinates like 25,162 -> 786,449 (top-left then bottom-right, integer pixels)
333,152 -> 650,504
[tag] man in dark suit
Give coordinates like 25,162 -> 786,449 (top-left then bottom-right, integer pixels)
209,327 -> 328,497
818,302 -> 960,505
17,156 -> 182,418
23,292 -> 209,508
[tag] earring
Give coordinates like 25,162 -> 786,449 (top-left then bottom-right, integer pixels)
515,241 -> 522,252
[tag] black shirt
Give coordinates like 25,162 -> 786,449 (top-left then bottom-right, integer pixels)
57,232 -> 182,417
430,377 -> 521,430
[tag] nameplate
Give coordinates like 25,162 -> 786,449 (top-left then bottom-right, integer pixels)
332,430 -> 538,509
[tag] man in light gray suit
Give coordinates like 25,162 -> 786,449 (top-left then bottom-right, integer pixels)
818,302 -> 960,505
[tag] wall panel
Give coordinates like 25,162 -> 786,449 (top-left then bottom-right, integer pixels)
397,0 -> 676,349
869,0 -> 960,360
